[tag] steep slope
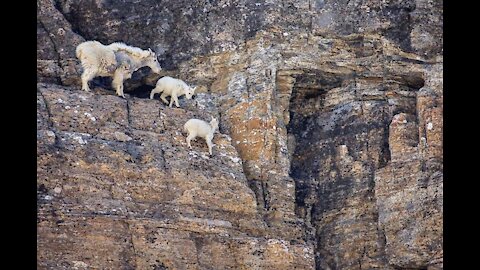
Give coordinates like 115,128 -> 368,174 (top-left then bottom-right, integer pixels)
37,0 -> 443,269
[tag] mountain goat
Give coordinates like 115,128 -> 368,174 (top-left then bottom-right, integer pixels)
184,117 -> 219,155
150,76 -> 196,108
76,41 -> 118,92
75,41 -> 162,98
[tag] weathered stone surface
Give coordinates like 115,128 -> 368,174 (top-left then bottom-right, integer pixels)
38,0 -> 442,269
373,89 -> 443,269
37,84 -> 314,269
37,0 -> 85,85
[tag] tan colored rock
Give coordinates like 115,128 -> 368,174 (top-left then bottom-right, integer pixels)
37,0 -> 442,268
374,89 -> 442,269
37,84 -> 314,269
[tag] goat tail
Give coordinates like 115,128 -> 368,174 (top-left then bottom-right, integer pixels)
75,42 -> 86,60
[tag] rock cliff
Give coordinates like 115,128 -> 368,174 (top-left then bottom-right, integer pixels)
37,0 -> 443,269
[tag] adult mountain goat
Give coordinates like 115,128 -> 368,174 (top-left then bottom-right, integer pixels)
75,41 -> 162,98
150,76 -> 196,108
184,117 -> 219,155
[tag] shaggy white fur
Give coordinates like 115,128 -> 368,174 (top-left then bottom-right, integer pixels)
76,41 -> 118,92
75,40 -> 162,98
150,76 -> 196,108
184,117 -> 219,155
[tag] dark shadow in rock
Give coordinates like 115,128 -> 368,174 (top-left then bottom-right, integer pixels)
128,85 -> 155,99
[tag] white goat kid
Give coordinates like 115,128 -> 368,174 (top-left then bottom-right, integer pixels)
76,41 -> 162,98
111,61 -> 133,98
110,51 -> 134,98
150,76 -> 196,108
184,117 -> 219,155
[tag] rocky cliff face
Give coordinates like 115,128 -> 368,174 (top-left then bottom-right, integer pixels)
37,0 -> 443,269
